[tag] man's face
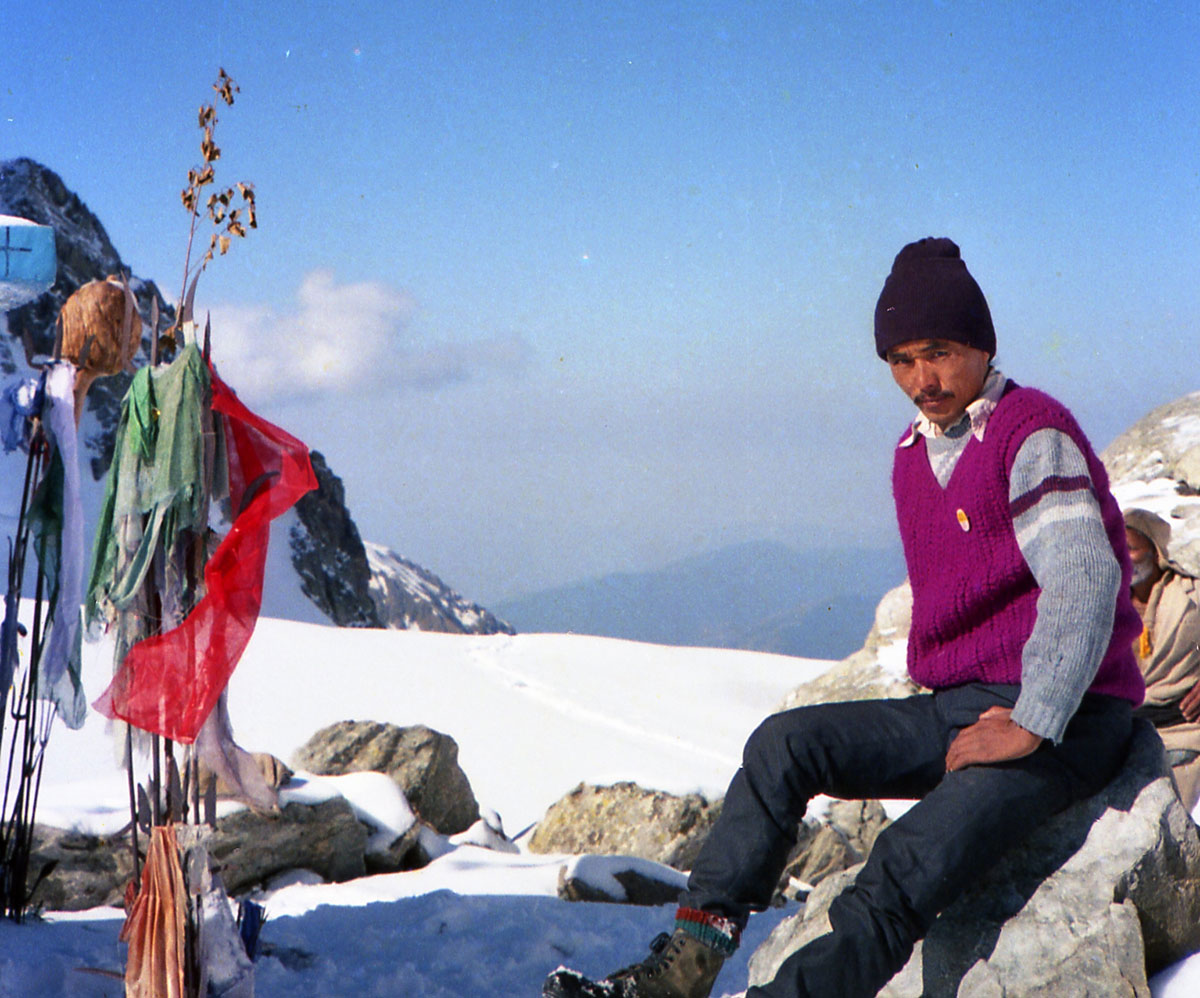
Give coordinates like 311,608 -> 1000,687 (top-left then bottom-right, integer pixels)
885,338 -> 991,430
1125,527 -> 1160,587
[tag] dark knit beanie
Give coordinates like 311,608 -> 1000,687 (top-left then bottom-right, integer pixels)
873,237 -> 995,359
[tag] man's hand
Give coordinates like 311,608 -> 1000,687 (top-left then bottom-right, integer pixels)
945,706 -> 1044,772
1180,680 -> 1200,723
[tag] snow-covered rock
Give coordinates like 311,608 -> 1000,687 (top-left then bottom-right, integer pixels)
1104,390 -> 1200,577
291,721 -> 480,835
557,853 -> 687,906
207,797 -> 369,898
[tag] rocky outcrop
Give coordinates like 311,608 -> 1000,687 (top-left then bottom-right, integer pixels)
749,721 -> 1200,997
366,542 -> 515,635
1104,390 -> 1200,578
779,580 -> 919,712
288,450 -> 384,628
291,721 -> 480,835
528,782 -> 720,871
778,799 -> 891,900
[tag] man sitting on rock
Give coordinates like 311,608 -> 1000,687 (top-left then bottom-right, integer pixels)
542,237 -> 1145,998
1124,507 -> 1200,812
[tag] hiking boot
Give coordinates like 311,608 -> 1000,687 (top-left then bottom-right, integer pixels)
542,929 -> 726,998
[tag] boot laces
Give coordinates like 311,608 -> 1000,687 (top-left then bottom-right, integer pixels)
609,932 -> 677,981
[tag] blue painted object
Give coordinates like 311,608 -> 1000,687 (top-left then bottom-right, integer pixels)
0,216 -> 56,310
237,899 -> 267,960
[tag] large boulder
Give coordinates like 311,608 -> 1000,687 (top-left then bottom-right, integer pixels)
207,797 -> 368,896
291,721 -> 480,835
749,721 -> 1200,997
529,782 -> 720,871
26,825 -> 136,911
29,795 -> 370,910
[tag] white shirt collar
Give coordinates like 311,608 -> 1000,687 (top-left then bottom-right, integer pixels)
898,368 -> 1007,447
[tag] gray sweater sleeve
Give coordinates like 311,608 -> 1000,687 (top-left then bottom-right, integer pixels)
1008,428 -> 1121,742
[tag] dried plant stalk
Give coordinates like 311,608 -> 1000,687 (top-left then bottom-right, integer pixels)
169,67 -> 255,350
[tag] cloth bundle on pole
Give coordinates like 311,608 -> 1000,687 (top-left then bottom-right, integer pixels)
91,345 -> 315,742
120,824 -> 188,998
56,275 -> 142,417
28,362 -> 87,727
84,327 -> 312,995
85,343 -> 219,678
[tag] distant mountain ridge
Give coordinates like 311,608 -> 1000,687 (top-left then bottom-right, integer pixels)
496,540 -> 906,660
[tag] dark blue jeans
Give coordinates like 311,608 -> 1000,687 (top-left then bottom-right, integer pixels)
680,683 -> 1132,998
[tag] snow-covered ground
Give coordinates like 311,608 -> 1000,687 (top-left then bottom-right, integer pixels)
3,617 -> 817,997
2,616 -> 1199,995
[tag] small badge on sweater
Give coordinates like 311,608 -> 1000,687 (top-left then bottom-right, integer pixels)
956,508 -> 970,532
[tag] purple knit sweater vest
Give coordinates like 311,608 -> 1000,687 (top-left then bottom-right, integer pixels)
893,384 -> 1144,703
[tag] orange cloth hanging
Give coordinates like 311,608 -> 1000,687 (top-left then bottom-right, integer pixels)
120,825 -> 187,998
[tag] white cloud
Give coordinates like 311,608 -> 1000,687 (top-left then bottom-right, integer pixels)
205,269 -> 527,403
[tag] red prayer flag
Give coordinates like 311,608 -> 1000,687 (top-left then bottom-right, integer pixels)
94,370 -> 316,742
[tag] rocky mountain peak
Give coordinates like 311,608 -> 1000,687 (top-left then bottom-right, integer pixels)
288,449 -> 384,628
0,157 -> 173,478
0,158 -> 124,293
366,543 -> 515,636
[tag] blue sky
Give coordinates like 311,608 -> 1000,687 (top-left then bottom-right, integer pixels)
4,1 -> 1199,603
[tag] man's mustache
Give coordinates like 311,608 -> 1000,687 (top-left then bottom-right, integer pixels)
914,390 -> 954,405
